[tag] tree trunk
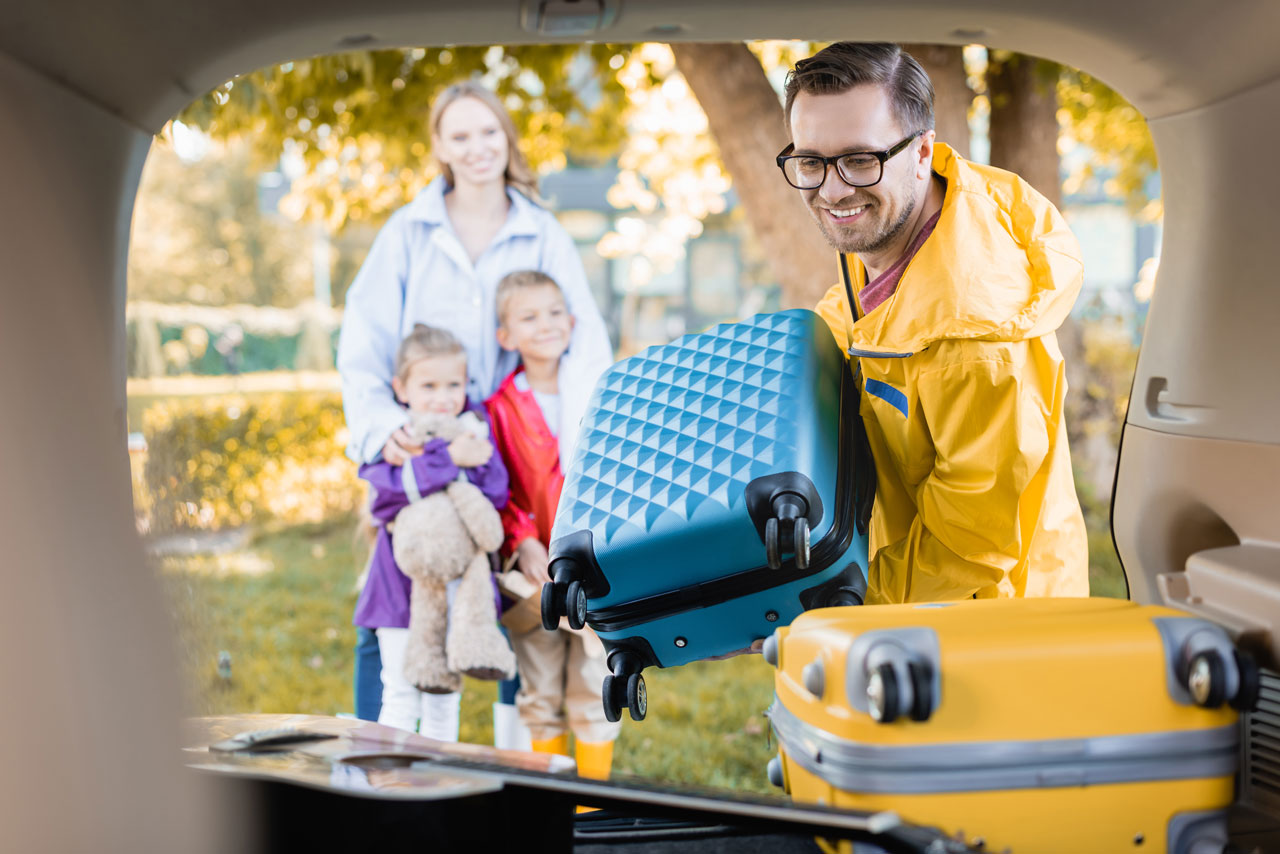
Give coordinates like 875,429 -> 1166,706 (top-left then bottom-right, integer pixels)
670,43 -> 835,309
900,44 -> 972,159
987,53 -> 1062,206
986,53 -> 1114,506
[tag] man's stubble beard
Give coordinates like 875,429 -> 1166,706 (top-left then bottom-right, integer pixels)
814,191 -> 917,256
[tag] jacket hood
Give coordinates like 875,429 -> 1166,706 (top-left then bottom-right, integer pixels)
843,142 -> 1083,357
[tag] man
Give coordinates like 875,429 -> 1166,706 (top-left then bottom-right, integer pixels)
779,42 -> 1088,603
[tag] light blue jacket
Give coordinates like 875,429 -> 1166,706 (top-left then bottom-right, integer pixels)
337,177 -> 613,463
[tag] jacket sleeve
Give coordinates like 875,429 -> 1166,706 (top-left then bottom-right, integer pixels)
500,501 -> 540,558
542,221 -> 613,369
866,348 -> 1054,603
337,211 -> 412,464
358,439 -> 460,522
483,396 -> 538,553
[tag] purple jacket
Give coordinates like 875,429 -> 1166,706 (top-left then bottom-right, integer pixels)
352,406 -> 509,630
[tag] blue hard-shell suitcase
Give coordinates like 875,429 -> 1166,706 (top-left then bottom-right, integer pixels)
541,309 -> 874,723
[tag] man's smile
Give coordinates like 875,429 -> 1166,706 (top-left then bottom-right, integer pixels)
823,203 -> 871,222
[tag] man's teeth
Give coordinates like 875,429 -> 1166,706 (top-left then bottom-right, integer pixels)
830,205 -> 867,218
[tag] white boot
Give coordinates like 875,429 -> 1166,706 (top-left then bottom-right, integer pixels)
492,702 -> 532,751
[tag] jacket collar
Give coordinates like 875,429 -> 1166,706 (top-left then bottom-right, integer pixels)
404,176 -> 542,239
843,142 -> 1083,357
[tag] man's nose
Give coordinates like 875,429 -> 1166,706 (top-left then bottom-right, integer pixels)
816,164 -> 849,203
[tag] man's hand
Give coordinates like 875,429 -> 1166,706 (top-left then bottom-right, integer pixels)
381,427 -> 423,466
447,434 -> 493,468
516,537 -> 552,586
703,638 -> 766,661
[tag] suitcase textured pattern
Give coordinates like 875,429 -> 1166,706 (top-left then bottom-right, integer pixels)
763,597 -> 1260,854
542,309 -> 872,722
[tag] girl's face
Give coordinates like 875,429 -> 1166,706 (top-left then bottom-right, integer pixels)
433,96 -> 509,189
392,353 -> 468,415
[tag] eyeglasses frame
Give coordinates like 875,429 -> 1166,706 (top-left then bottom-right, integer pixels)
775,131 -> 924,190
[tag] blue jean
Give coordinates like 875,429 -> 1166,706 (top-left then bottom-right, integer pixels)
353,627 -> 382,721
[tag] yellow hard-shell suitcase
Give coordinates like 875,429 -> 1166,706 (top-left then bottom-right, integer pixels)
763,597 -> 1259,853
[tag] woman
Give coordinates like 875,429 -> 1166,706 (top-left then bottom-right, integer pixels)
337,80 -> 612,742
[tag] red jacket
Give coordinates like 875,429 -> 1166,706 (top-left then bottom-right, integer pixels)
485,368 -> 564,556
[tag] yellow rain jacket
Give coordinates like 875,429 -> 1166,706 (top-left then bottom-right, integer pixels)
815,143 -> 1089,604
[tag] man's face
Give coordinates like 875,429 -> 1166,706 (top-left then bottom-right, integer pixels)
788,85 -> 930,256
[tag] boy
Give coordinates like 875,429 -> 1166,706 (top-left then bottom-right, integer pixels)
485,270 -> 619,779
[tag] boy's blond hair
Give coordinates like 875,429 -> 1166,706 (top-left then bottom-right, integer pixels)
394,324 -> 465,381
494,270 -> 563,327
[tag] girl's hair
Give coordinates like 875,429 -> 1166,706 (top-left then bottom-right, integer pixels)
494,269 -> 562,326
429,80 -> 540,202
394,324 -> 465,381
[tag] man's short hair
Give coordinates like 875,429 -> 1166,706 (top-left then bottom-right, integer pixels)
784,43 -> 935,136
495,269 -> 563,326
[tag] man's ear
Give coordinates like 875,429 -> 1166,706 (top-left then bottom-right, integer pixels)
391,375 -> 407,404
915,130 -> 936,179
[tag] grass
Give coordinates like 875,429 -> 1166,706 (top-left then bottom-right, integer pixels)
160,515 -> 1129,795
159,520 -> 779,794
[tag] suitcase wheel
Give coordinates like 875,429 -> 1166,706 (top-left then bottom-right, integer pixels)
1187,650 -> 1228,708
602,672 -> 647,722
765,516 -> 811,570
602,675 -> 622,723
907,661 -> 935,722
1231,648 -> 1262,712
793,517 -> 810,570
565,580 -> 587,631
540,582 -> 559,632
765,517 -> 781,569
867,663 -> 901,723
627,673 -> 647,721
541,561 -> 586,632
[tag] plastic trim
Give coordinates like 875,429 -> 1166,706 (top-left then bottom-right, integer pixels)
1166,809 -> 1229,854
768,699 -> 1238,795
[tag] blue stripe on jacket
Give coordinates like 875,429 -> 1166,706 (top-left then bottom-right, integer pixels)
865,378 -> 908,417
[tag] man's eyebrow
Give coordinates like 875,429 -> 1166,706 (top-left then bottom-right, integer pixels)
790,144 -> 878,157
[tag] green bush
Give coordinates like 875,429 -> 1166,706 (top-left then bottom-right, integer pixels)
142,392 -> 361,533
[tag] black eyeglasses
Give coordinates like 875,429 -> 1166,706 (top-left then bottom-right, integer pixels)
776,132 -> 922,190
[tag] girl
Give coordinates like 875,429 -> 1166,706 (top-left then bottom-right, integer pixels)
353,325 -> 508,741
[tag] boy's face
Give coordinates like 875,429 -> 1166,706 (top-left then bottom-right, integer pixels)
496,285 -> 574,364
393,353 -> 468,415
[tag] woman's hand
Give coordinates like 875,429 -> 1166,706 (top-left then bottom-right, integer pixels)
382,427 -> 424,466
516,537 -> 552,586
448,433 -> 493,468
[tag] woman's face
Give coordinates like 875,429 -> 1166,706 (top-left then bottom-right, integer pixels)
433,96 -> 510,189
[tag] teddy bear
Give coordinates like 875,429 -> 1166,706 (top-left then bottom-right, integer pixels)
390,410 -> 517,694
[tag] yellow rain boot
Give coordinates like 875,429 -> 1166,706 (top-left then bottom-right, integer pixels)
574,739 -> 615,813
530,733 -> 570,756
574,740 -> 614,781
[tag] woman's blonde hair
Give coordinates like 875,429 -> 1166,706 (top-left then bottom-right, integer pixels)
429,80 -> 540,202
394,324 -> 465,381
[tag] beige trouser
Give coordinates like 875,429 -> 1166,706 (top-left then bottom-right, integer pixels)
510,624 -> 621,744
